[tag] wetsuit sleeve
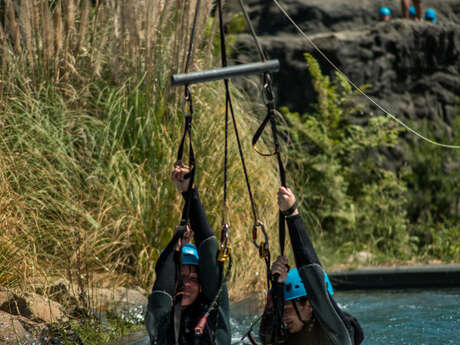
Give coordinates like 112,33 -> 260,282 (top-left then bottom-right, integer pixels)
184,189 -> 231,345
286,214 -> 364,345
286,214 -> 321,267
146,237 -> 179,344
185,188 -> 214,247
145,291 -> 173,345
152,245 -> 178,295
185,188 -> 221,299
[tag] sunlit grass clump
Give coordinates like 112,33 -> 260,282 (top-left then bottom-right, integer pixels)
0,0 -> 280,304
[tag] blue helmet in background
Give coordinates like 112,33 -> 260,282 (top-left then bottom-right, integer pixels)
284,268 -> 334,301
425,9 -> 436,23
409,6 -> 416,17
379,7 -> 391,17
182,243 -> 199,265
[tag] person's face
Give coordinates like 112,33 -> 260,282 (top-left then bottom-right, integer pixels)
282,300 -> 313,333
381,15 -> 390,21
180,264 -> 200,307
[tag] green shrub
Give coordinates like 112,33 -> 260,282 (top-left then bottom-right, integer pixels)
282,54 -> 413,264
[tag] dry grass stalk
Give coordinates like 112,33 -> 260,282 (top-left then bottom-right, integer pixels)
92,2 -> 108,76
145,0 -> 154,61
41,0 -> 55,73
0,24 -> 9,102
55,0 -> 64,78
127,2 -> 141,60
64,0 -> 76,58
77,0 -> 90,53
6,0 -> 22,55
19,0 -> 35,70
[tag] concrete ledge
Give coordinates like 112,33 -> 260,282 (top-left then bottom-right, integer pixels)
329,264 -> 460,290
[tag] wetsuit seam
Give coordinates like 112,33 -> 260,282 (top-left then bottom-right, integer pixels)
198,235 -> 216,251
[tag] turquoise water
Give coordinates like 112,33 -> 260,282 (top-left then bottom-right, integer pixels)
231,289 -> 460,345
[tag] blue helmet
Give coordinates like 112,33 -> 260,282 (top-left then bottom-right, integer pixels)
284,268 -> 334,301
379,7 -> 391,17
425,9 -> 436,23
182,243 -> 199,266
409,6 -> 416,17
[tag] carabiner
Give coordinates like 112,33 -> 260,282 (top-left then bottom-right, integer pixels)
261,74 -> 274,105
218,223 -> 231,262
181,87 -> 193,118
252,221 -> 270,258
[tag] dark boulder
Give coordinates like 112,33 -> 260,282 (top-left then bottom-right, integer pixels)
231,1 -> 460,145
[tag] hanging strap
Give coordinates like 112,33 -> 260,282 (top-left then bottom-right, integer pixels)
217,0 -> 231,264
194,2 -> 233,338
176,88 -> 196,227
176,0 -> 202,228
238,0 -> 288,257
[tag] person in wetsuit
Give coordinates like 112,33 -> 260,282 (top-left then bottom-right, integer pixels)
259,187 -> 364,345
145,164 -> 231,345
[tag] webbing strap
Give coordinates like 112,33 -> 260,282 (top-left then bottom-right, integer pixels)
193,3 -> 234,339
184,0 -> 202,74
177,89 -> 196,226
238,0 -> 288,256
177,0 -> 201,226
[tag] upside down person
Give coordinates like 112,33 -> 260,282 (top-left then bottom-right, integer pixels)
259,187 -> 364,345
145,163 -> 231,345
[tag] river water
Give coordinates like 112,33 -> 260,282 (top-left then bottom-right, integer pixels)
230,289 -> 460,345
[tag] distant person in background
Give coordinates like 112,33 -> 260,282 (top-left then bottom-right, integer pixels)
401,0 -> 422,20
424,8 -> 437,23
379,7 -> 391,21
409,6 -> 417,19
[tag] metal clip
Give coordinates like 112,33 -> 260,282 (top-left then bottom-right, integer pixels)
262,75 -> 275,105
252,221 -> 269,258
181,87 -> 193,118
218,224 -> 231,262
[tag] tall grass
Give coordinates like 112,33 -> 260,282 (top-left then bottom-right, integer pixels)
0,0 -> 280,303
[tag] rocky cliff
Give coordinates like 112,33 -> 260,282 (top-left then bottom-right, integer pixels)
231,0 -> 460,143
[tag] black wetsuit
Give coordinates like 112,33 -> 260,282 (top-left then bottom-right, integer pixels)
145,189 -> 231,345
260,214 -> 364,345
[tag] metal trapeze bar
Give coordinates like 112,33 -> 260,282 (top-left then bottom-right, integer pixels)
171,60 -> 280,86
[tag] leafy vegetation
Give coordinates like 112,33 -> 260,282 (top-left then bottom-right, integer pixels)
282,53 -> 460,265
282,53 -> 413,264
401,114 -> 460,261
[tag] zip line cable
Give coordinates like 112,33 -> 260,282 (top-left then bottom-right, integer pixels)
272,0 -> 460,149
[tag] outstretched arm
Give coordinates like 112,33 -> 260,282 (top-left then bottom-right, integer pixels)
279,187 -> 364,345
171,163 -> 221,299
146,226 -> 187,344
278,187 -> 321,267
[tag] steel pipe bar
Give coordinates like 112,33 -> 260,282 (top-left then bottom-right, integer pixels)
171,60 -> 280,86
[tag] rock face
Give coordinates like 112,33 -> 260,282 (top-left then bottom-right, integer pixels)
0,287 -> 59,344
232,0 -> 460,35
231,0 -> 460,143
0,283 -> 147,344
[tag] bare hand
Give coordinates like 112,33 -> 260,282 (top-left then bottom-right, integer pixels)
277,187 -> 297,212
174,224 -> 194,251
171,161 -> 191,193
271,256 -> 289,283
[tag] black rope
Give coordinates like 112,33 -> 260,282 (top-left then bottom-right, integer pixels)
177,0 -> 202,227
236,2 -> 290,343
217,0 -> 229,227
184,0 -> 202,74
237,0 -> 267,62
177,89 -> 196,227
237,0 -> 288,257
